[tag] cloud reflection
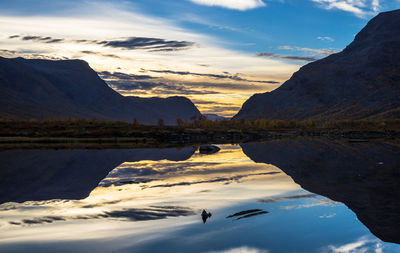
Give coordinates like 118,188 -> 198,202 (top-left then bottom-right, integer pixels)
204,246 -> 269,253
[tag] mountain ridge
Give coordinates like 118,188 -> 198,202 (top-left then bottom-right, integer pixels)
0,56 -> 201,125
234,9 -> 400,121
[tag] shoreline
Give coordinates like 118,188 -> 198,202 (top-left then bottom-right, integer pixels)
0,133 -> 399,150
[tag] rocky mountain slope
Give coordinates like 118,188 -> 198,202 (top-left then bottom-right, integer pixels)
0,57 -> 201,124
235,9 -> 400,121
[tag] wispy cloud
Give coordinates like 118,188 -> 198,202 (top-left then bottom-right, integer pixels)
9,206 -> 195,226
321,235 -> 384,253
311,0 -> 381,18
279,45 -> 338,57
0,1 -> 298,117
205,246 -> 269,253
188,0 -> 266,10
256,52 -> 316,62
101,37 -> 195,52
145,69 -> 280,84
317,36 -> 335,42
9,35 -> 195,52
9,34 -> 64,43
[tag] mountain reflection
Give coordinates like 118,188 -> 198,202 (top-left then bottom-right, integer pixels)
0,147 -> 195,203
241,139 -> 400,244
0,140 -> 399,252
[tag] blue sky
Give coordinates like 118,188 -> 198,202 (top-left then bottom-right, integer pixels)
1,0 -> 399,116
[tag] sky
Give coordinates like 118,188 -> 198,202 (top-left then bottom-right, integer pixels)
0,0 -> 399,117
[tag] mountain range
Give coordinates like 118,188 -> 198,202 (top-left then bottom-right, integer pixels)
235,9 -> 400,121
0,57 -> 201,125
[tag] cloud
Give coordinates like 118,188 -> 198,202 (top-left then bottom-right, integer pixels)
99,72 -> 222,95
100,206 -> 195,221
80,51 -> 124,59
9,206 -> 195,226
319,213 -> 336,218
280,198 -> 338,210
322,236 -> 383,253
188,0 -> 266,10
146,69 -> 280,84
150,172 -> 280,188
317,36 -> 334,42
9,34 -> 195,52
256,52 -> 316,62
279,45 -> 338,57
0,1 -> 299,117
99,71 -> 156,81
17,35 -> 64,43
257,193 -> 317,203
311,0 -> 381,17
205,247 -> 269,253
101,37 -> 195,52
97,71 -> 275,107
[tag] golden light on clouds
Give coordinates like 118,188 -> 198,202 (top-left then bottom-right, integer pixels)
0,1 -> 301,117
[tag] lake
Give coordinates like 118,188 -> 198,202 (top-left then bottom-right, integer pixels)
0,138 -> 399,252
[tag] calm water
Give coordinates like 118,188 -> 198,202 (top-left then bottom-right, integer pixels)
0,139 -> 399,253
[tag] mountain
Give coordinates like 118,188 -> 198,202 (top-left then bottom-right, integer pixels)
241,139 -> 400,244
0,147 -> 195,203
203,113 -> 226,121
235,9 -> 400,121
0,57 -> 201,125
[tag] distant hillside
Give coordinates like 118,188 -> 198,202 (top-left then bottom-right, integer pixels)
0,57 -> 201,125
235,9 -> 400,121
203,114 -> 226,121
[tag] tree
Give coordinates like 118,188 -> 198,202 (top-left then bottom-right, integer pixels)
132,118 -> 140,126
176,118 -> 185,127
157,118 -> 164,127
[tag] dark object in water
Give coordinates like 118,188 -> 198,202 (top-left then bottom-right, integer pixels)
201,209 -> 212,223
226,209 -> 263,218
226,209 -> 269,220
236,211 -> 269,220
199,145 -> 220,154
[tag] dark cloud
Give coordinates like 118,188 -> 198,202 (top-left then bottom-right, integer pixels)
100,206 -> 194,221
9,206 -> 194,226
100,72 -> 222,95
101,37 -> 195,52
108,81 -> 220,95
0,49 -> 17,55
191,100 -> 236,106
9,35 -> 194,52
150,172 -> 280,188
257,193 -> 317,203
46,39 -> 64,43
99,71 -> 155,81
201,105 -> 241,112
18,35 -> 64,44
81,51 -> 123,59
19,216 -> 66,225
146,69 -> 280,84
101,71 -> 272,93
226,209 -> 269,220
256,52 -> 316,62
81,200 -> 121,208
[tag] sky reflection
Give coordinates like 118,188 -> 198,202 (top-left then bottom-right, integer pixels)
0,144 -> 399,252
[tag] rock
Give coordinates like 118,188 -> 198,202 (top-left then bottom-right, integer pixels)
201,209 -> 212,224
199,145 -> 221,154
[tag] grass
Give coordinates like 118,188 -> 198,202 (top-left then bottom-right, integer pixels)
0,118 -> 399,148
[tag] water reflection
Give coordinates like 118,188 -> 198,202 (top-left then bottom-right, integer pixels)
241,139 -> 400,244
0,140 -> 399,252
